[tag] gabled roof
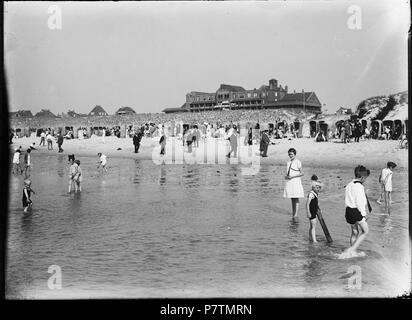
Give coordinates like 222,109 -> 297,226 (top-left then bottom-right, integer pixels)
10,110 -> 33,118
35,109 -> 57,118
217,84 -> 246,92
89,105 -> 108,115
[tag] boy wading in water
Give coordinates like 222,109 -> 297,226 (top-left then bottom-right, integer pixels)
341,165 -> 371,258
97,153 -> 108,173
23,179 -> 35,212
306,176 -> 322,242
377,161 -> 397,213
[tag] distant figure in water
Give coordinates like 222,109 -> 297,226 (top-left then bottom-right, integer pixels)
377,161 -> 396,212
22,179 -> 35,212
68,154 -> 77,193
306,175 -> 322,242
342,165 -> 371,257
159,134 -> 166,155
97,153 -> 108,172
74,160 -> 82,192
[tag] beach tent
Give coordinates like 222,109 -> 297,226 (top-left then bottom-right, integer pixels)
183,124 -> 190,135
318,122 -> 329,141
309,121 -> 318,138
382,120 -> 394,132
293,121 -> 303,138
405,120 -> 408,136
361,119 -> 370,132
392,120 -> 403,139
371,120 -> 382,139
64,126 -> 74,135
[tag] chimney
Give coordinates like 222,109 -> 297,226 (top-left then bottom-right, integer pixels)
285,85 -> 288,93
293,90 -> 296,94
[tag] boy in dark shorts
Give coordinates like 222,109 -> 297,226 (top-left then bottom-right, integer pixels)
306,175 -> 322,242
343,165 -> 371,256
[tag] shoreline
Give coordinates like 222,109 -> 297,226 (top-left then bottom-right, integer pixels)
9,135 -> 408,170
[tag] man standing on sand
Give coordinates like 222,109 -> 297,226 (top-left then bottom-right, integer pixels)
260,130 -> 270,157
46,132 -> 53,150
39,131 -> 46,146
133,130 -> 144,153
57,133 -> 64,153
226,125 -> 238,158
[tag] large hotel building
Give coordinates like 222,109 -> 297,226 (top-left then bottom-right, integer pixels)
163,78 -> 322,114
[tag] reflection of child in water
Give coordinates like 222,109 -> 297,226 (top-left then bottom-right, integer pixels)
306,175 -> 322,242
23,179 -> 35,212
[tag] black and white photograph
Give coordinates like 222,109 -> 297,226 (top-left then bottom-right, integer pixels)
3,0 -> 410,300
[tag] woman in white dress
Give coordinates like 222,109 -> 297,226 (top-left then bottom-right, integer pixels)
284,148 -> 304,217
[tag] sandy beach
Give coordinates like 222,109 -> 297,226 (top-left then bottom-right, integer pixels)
10,135 -> 408,170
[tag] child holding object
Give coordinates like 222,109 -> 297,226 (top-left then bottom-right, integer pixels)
306,175 -> 322,242
377,161 -> 397,212
22,179 -> 35,212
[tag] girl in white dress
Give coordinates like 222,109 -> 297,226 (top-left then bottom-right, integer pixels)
284,148 -> 304,217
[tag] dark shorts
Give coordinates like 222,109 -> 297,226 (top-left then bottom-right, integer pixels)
309,210 -> 317,220
345,207 -> 364,224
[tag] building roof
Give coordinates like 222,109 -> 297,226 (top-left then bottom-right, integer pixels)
280,92 -> 314,103
162,107 -> 189,113
10,110 -> 33,118
116,106 -> 136,114
217,84 -> 246,92
89,105 -> 108,115
34,109 -> 57,118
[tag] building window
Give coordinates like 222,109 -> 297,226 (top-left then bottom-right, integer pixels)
247,93 -> 251,98
275,92 -> 278,97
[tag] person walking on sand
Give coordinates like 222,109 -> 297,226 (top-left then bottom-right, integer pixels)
377,161 -> 397,212
12,148 -> 22,175
226,126 -> 238,158
97,153 -> 108,172
341,165 -> 371,257
260,130 -> 270,157
57,133 -> 64,153
283,148 -> 304,218
40,130 -> 46,146
306,176 -> 322,242
46,132 -> 53,150
68,154 -> 77,193
22,179 -> 35,212
133,130 -> 143,153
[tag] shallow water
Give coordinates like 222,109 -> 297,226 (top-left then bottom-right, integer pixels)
6,154 -> 410,298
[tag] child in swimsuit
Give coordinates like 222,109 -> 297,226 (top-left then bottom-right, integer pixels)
306,175 -> 322,242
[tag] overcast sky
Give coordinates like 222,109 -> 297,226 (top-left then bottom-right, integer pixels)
4,1 -> 409,115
